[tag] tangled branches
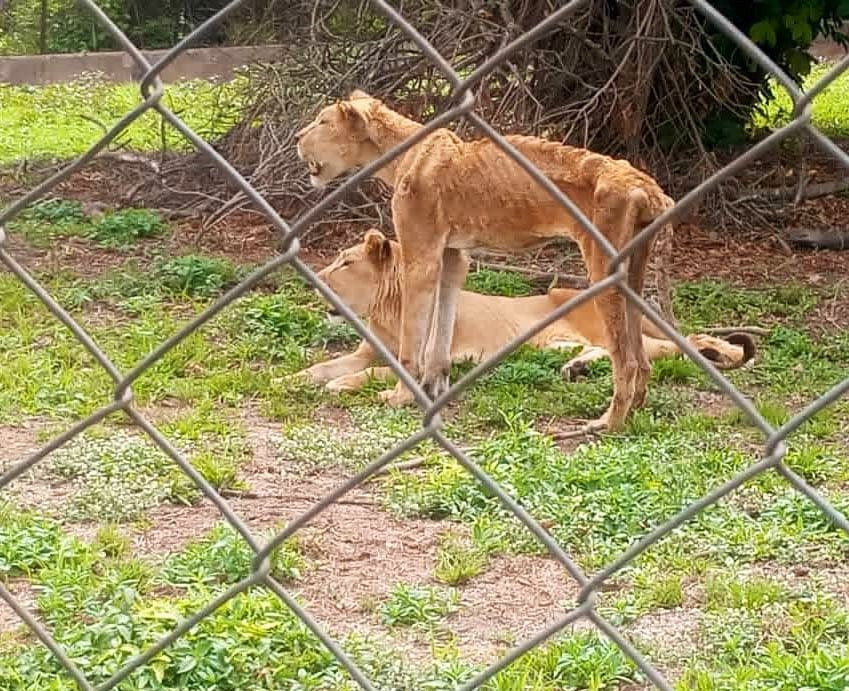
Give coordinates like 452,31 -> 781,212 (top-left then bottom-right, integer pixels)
133,1 -> 808,242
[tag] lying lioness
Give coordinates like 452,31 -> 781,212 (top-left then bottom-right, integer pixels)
296,229 -> 755,401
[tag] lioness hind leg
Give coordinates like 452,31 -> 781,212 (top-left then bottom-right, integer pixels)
578,190 -> 648,431
624,234 -> 653,410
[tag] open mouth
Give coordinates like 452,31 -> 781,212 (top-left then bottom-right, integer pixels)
306,159 -> 323,177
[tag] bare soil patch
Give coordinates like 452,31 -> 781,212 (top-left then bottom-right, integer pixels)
0,579 -> 39,639
0,412 -> 590,668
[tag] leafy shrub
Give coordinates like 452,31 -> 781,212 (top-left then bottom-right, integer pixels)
155,254 -> 239,297
19,198 -> 86,226
89,208 -> 167,248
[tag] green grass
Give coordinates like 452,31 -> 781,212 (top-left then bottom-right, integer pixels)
0,264 -> 359,422
383,421 -> 849,570
673,280 -> 819,332
753,61 -> 849,137
2,204 -> 849,687
0,75 -> 248,163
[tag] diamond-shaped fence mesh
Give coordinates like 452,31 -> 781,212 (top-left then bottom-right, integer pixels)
1,1 -> 849,689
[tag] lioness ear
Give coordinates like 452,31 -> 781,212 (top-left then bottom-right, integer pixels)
337,100 -> 370,140
364,228 -> 391,264
348,88 -> 372,101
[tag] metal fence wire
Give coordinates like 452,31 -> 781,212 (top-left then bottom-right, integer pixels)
2,1 -> 849,689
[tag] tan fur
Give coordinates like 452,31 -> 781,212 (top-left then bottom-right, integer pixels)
294,231 -> 753,402
295,90 -> 678,430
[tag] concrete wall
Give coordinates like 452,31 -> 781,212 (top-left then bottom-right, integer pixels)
2,32 -> 846,87
0,44 -> 283,86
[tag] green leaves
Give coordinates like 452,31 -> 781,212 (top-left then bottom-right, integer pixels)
89,209 -> 168,249
750,19 -> 779,46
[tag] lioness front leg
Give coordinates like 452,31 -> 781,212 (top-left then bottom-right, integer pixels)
292,341 -> 376,385
422,248 -> 467,400
327,366 -> 395,393
559,345 -> 609,381
379,250 -> 442,407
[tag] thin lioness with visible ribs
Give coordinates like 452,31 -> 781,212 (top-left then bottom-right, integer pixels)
295,229 -> 754,400
295,90 -> 677,431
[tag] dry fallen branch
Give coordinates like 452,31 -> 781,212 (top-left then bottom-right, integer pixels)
783,227 -> 849,251
707,326 -> 771,337
734,178 -> 849,205
474,260 -> 590,290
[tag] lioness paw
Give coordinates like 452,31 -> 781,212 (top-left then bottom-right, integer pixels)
378,383 -> 414,407
422,370 -> 451,400
562,360 -> 590,381
326,376 -> 361,393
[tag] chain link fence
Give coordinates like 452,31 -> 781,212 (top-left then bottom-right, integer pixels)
2,1 -> 849,689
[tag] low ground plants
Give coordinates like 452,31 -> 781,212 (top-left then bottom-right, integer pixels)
2,75 -> 849,686
46,430 -> 197,522
378,583 -> 460,628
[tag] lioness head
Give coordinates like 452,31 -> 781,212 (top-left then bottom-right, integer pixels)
317,228 -> 396,318
295,89 -> 381,189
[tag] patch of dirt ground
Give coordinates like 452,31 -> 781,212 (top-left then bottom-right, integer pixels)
0,579 -> 39,639
0,413 -> 585,668
7,407 -> 847,678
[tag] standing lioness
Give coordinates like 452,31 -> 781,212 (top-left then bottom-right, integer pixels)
296,229 -> 754,400
296,90 -> 676,431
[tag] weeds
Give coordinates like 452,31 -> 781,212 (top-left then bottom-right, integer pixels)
159,523 -> 305,588
89,208 -> 168,248
464,268 -> 535,297
434,531 -> 488,586
46,430 -> 198,522
277,405 -> 422,470
378,583 -> 459,627
155,254 -> 241,297
0,503 -> 72,577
